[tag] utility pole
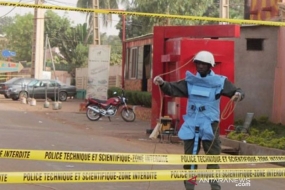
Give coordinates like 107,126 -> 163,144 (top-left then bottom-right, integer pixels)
244,0 -> 251,19
93,0 -> 100,45
43,33 -> 48,71
31,0 -> 45,79
219,0 -> 229,24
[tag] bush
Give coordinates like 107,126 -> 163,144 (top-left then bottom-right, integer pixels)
227,116 -> 285,150
140,91 -> 152,107
107,88 -> 152,108
132,91 -> 141,105
249,128 -> 259,136
227,131 -> 248,141
107,87 -> 122,98
259,129 -> 275,139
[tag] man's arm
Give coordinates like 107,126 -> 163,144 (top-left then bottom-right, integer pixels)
159,80 -> 188,97
221,79 -> 245,100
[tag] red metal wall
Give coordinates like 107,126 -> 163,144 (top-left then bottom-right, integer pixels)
151,25 -> 240,135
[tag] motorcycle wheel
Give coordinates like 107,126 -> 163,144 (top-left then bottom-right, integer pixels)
121,108 -> 136,122
86,105 -> 102,121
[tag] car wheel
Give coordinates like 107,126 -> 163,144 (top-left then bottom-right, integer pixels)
19,91 -> 28,99
59,91 -> 67,101
12,97 -> 19,101
4,94 -> 9,98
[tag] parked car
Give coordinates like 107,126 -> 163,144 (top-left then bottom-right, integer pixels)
8,79 -> 77,101
0,77 -> 35,99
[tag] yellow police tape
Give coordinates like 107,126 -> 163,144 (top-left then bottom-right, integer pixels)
0,168 -> 285,183
1,149 -> 285,165
1,1 -> 285,27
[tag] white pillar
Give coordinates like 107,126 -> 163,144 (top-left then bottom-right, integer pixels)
31,0 -> 45,79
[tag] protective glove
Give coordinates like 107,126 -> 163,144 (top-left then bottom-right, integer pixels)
153,76 -> 164,85
233,92 -> 242,102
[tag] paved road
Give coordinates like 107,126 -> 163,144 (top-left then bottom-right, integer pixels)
0,97 -> 284,190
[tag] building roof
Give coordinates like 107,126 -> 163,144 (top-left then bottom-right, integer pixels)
124,33 -> 153,42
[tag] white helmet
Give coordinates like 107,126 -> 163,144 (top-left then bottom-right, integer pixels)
193,51 -> 215,67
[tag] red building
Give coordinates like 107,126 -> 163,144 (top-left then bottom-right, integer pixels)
122,34 -> 153,92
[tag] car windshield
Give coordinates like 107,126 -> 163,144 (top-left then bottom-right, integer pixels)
46,80 -> 64,87
27,79 -> 39,87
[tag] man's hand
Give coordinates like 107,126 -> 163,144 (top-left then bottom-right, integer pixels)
232,92 -> 242,102
153,76 -> 164,85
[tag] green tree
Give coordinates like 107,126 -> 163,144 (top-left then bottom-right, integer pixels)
116,0 -> 244,39
2,11 -> 90,72
44,10 -> 91,73
44,10 -> 72,48
69,43 -> 88,68
0,37 -> 8,53
116,0 -> 214,39
101,34 -> 122,65
0,16 -> 12,51
0,16 -> 14,34
3,13 -> 34,62
204,0 -> 244,21
58,25 -> 89,67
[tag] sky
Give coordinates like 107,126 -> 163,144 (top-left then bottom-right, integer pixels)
0,0 -> 120,35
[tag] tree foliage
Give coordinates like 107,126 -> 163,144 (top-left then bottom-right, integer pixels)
76,0 -> 130,43
44,10 -> 72,48
101,34 -> 122,65
58,26 -> 88,68
116,0 -> 214,39
0,16 -> 12,51
44,11 -> 92,74
2,11 -> 90,72
2,10 -> 123,74
0,16 -> 13,34
204,0 -> 244,20
116,0 -> 244,39
3,14 -> 34,62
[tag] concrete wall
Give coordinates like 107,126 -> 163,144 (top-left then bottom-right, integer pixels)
75,66 -> 122,89
51,71 -> 72,85
271,27 -> 285,124
234,26 -> 279,120
76,66 -> 122,78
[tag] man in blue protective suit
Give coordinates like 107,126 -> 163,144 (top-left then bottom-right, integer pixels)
153,50 -> 245,190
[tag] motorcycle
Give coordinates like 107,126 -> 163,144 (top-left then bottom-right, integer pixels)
85,90 -> 136,122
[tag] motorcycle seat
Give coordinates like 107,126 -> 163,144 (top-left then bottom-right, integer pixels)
91,98 -> 107,104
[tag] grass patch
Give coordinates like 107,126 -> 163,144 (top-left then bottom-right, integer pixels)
227,116 -> 285,150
